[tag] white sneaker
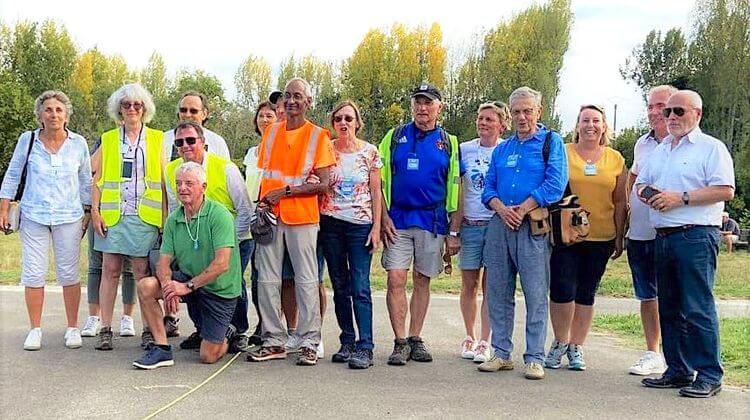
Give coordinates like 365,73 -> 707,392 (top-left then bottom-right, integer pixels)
317,340 -> 325,359
24,328 -> 42,351
81,316 -> 101,337
285,334 -> 302,353
473,340 -> 491,363
628,351 -> 667,375
64,327 -> 82,349
120,315 -> 135,337
460,336 -> 476,359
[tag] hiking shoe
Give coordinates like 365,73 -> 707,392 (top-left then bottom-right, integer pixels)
180,331 -> 202,350
297,347 -> 318,366
567,344 -> 586,371
140,328 -> 155,350
679,381 -> 722,398
247,346 -> 287,362
23,328 -> 42,351
460,336 -> 476,359
95,327 -> 114,351
81,316 -> 100,337
285,334 -> 302,354
387,338 -> 411,366
408,336 -> 433,362
133,345 -> 174,370
472,340 -> 491,364
524,362 -> 545,380
230,334 -> 250,353
317,340 -> 325,359
348,349 -> 374,369
544,339 -> 569,369
248,334 -> 263,346
64,327 -> 82,349
478,355 -> 514,372
164,316 -> 180,338
332,343 -> 355,363
120,315 -> 135,337
629,351 -> 667,376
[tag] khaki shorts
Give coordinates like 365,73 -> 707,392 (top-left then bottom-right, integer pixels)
382,228 -> 445,278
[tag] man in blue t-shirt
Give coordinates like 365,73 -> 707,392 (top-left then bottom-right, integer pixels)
379,83 -> 464,366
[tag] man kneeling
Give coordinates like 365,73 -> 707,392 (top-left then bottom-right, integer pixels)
134,161 -> 242,369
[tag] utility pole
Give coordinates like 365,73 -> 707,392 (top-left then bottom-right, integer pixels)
613,103 -> 618,133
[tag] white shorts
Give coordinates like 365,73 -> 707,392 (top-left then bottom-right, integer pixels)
20,216 -> 83,287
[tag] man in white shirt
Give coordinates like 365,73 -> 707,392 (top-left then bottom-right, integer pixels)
162,91 -> 231,162
636,90 -> 735,398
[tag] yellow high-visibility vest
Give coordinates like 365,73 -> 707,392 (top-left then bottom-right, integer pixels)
165,153 -> 235,216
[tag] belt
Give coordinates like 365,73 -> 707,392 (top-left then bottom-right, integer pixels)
462,218 -> 490,227
655,225 -> 716,237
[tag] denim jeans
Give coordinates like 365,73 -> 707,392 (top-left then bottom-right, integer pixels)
320,215 -> 375,351
655,226 -> 723,385
232,238 -> 254,334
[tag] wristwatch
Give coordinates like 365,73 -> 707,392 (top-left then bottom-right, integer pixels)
186,280 -> 195,292
682,191 -> 690,206
285,185 -> 292,196
448,231 -> 460,238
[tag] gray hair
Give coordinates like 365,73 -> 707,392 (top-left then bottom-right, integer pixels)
285,77 -> 314,102
106,83 -> 156,124
175,161 -> 207,185
648,84 -> 678,99
34,90 -> 73,127
674,89 -> 703,110
509,86 -> 542,109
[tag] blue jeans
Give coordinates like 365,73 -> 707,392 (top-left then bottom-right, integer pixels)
655,226 -> 722,385
483,216 -> 550,364
627,239 -> 658,301
320,215 -> 375,351
230,238 -> 254,335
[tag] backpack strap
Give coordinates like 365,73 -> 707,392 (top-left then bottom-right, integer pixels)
542,129 -> 571,198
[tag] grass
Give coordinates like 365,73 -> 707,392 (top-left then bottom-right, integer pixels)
1,233 -> 749,299
592,314 -> 750,387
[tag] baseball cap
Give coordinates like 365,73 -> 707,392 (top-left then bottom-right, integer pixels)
411,83 -> 442,101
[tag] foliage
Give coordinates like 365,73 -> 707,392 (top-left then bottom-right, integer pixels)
611,126 -> 644,169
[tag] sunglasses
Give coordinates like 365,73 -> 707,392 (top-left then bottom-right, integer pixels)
179,107 -> 202,115
333,115 -> 355,123
174,137 -> 199,147
121,102 -> 143,110
662,107 -> 689,117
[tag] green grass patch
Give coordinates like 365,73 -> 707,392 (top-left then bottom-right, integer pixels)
592,314 -> 750,387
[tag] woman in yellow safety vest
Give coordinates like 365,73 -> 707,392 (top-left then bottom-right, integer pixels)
90,83 -> 165,351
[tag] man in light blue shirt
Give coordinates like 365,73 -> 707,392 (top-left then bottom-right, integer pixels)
636,90 -> 735,398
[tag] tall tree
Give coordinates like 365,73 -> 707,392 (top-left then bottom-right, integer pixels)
619,28 -> 691,96
234,54 -> 273,111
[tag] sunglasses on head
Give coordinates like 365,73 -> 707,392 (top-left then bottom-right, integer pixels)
121,102 -> 143,110
333,115 -> 355,123
179,107 -> 202,115
174,137 -> 199,147
662,107 -> 688,117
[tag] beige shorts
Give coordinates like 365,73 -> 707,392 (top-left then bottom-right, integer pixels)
382,228 -> 445,278
20,216 -> 83,287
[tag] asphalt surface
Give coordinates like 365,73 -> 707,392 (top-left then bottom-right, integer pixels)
1,287 -> 748,419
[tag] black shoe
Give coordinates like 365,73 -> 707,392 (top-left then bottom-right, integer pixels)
331,344 -> 355,363
179,331 -> 202,350
163,316 -> 180,338
229,333 -> 249,353
642,374 -> 694,389
348,349 -> 374,369
248,334 -> 263,346
387,338 -> 411,366
679,381 -> 722,398
140,328 -> 155,350
95,327 -> 114,351
408,336 -> 433,362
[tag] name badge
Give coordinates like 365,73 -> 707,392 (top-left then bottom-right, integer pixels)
50,154 -> 62,167
340,178 -> 355,197
407,155 -> 420,171
506,154 -> 519,168
120,142 -> 131,154
584,162 -> 597,176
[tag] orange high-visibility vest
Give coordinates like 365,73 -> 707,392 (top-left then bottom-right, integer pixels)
257,120 -> 333,225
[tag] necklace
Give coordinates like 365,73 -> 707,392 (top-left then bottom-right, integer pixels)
184,201 -> 205,250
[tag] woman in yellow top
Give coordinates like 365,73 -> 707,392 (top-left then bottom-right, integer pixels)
544,105 -> 627,371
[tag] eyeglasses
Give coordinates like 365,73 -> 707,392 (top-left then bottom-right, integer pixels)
174,137 -> 199,147
662,107 -> 689,117
121,102 -> 143,111
179,107 -> 202,115
333,115 -> 355,123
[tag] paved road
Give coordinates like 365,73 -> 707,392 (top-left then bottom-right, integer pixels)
1,287 -> 748,419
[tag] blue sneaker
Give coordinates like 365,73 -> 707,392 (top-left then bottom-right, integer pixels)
567,344 -> 586,371
133,344 -> 174,370
544,340 -> 568,369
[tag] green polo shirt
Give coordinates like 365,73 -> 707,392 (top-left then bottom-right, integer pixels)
161,198 -> 241,299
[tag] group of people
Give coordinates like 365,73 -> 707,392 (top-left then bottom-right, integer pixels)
0,76 -> 734,398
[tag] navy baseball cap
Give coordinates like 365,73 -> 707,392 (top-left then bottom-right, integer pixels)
411,83 -> 442,101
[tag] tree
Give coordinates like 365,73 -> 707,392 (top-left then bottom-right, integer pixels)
0,70 -> 35,178
234,54 -> 273,111
139,52 -> 172,130
620,28 -> 691,96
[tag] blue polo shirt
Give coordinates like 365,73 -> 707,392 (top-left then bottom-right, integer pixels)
482,124 -> 567,209
389,122 -> 465,235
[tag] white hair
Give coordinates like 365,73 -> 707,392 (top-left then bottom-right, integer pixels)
674,89 -> 703,110
106,83 -> 156,124
34,90 -> 73,126
285,77 -> 314,103
648,84 -> 678,99
175,161 -> 207,185
509,86 -> 542,109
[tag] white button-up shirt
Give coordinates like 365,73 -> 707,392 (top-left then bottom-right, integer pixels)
627,131 -> 662,240
162,126 -> 231,162
636,127 -> 735,228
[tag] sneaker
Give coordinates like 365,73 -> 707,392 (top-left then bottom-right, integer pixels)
95,327 -> 114,351
230,334 -> 250,353
23,328 -> 42,351
567,343 -> 586,371
297,346 -> 318,366
316,341 -> 325,359
472,340 -> 491,364
331,343 -> 355,363
247,346 -> 287,362
348,348 -> 374,369
180,331 -> 202,350
64,327 -> 82,349
408,336 -> 433,362
387,338 -> 411,366
629,351 -> 667,376
460,336 -> 476,359
544,340 -> 569,369
164,316 -> 180,338
133,344 -> 174,370
140,328 -> 155,350
81,316 -> 100,337
524,362 -> 545,380
285,334 -> 302,353
478,355 -> 514,372
120,315 -> 135,337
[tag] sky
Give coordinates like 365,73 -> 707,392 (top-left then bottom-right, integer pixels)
0,0 -> 695,133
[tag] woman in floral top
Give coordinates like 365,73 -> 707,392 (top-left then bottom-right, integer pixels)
319,100 -> 383,369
